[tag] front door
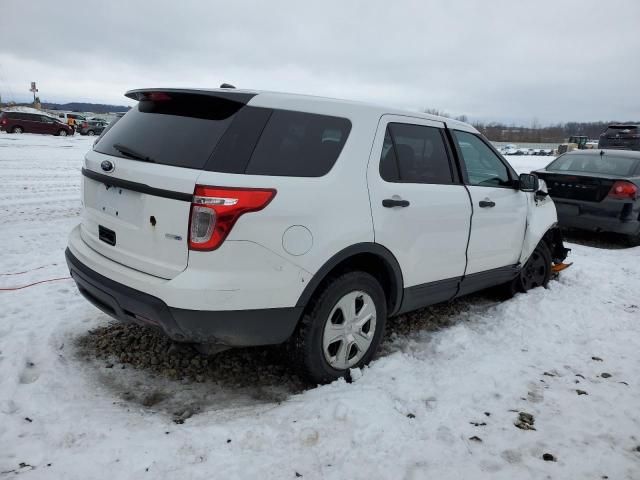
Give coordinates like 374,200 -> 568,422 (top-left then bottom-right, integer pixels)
367,115 -> 472,308
451,130 -> 527,274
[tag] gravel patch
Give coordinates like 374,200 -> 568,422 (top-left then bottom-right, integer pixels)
74,290 -> 491,418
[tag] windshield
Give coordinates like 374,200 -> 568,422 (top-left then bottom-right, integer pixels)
546,153 -> 639,176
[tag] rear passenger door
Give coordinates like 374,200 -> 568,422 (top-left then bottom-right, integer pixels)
22,114 -> 41,133
368,116 -> 472,307
451,130 -> 527,274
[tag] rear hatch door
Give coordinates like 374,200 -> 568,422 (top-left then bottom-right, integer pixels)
80,89 -> 255,279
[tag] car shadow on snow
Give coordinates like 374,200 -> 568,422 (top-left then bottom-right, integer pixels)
73,291 -> 497,420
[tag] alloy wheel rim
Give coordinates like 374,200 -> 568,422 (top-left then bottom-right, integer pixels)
322,290 -> 377,370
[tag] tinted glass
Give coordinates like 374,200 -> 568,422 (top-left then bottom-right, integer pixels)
380,123 -> 453,184
94,93 -> 246,169
245,110 -> 351,177
453,131 -> 511,187
546,153 -> 639,176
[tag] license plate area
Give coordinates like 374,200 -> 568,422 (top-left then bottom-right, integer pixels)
99,225 -> 116,246
96,184 -> 142,223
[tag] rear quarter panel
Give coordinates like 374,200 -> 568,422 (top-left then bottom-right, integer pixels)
194,101 -> 381,277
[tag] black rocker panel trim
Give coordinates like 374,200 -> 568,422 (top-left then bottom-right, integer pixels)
397,276 -> 460,314
456,265 -> 520,297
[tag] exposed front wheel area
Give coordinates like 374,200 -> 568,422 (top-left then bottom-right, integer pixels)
515,241 -> 552,293
290,271 -> 387,384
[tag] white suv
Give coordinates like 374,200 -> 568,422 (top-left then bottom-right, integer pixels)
66,88 -> 569,384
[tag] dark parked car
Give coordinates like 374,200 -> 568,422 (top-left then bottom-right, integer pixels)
0,111 -> 74,136
534,150 -> 640,245
78,119 -> 108,136
598,125 -> 640,151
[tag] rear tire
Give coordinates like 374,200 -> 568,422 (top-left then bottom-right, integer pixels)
499,241 -> 552,297
12,126 -> 23,134
288,271 -> 387,385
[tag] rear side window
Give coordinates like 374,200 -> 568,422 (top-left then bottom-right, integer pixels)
244,110 -> 351,177
379,123 -> 454,184
94,93 -> 247,169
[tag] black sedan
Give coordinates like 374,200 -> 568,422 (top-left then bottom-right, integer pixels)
534,149 -> 640,246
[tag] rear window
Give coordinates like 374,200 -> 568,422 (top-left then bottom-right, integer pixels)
94,93 -> 248,169
95,93 -> 351,176
546,153 -> 639,176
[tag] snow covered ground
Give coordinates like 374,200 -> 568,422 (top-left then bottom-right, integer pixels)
1,133 -> 639,479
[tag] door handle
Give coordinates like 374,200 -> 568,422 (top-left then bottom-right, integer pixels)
382,198 -> 410,208
478,199 -> 496,208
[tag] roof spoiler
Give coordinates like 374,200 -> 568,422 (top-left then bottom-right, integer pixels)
124,88 -> 256,104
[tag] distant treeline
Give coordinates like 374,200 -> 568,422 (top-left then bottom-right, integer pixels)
42,102 -> 130,113
422,109 -> 638,143
473,121 -> 640,143
2,102 -> 130,114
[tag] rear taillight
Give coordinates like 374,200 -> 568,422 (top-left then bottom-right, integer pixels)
188,186 -> 276,251
1,119 -> 6,125
608,181 -> 638,200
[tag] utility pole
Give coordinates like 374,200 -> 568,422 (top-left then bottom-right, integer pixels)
30,82 -> 38,104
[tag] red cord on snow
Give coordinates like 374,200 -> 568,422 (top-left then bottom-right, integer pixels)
0,264 -> 58,276
0,277 -> 71,291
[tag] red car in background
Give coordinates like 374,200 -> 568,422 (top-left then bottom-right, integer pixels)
0,111 -> 74,136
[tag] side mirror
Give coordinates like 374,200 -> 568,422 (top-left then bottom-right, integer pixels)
518,173 -> 539,192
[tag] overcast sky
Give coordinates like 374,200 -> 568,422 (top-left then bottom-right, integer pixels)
2,0 -> 638,124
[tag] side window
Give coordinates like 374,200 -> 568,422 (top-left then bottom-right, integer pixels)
379,123 -> 454,184
453,131 -> 510,187
245,110 -> 351,177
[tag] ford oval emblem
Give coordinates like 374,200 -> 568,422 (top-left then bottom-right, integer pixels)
101,160 -> 115,173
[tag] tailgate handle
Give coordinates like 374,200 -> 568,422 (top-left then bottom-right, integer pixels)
99,225 -> 116,246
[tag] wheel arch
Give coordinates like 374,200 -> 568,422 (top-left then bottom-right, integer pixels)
295,243 -> 404,317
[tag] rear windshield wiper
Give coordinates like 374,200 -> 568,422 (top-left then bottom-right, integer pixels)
113,143 -> 155,163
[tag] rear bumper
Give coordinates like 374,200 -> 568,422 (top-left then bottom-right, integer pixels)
554,200 -> 640,236
66,248 -> 302,346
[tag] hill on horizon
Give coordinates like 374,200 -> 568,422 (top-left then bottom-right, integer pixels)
4,102 -> 131,114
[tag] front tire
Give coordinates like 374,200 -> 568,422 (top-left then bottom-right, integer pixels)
87,130 -> 95,136
289,271 -> 387,384
58,129 -> 68,137
510,241 -> 552,295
